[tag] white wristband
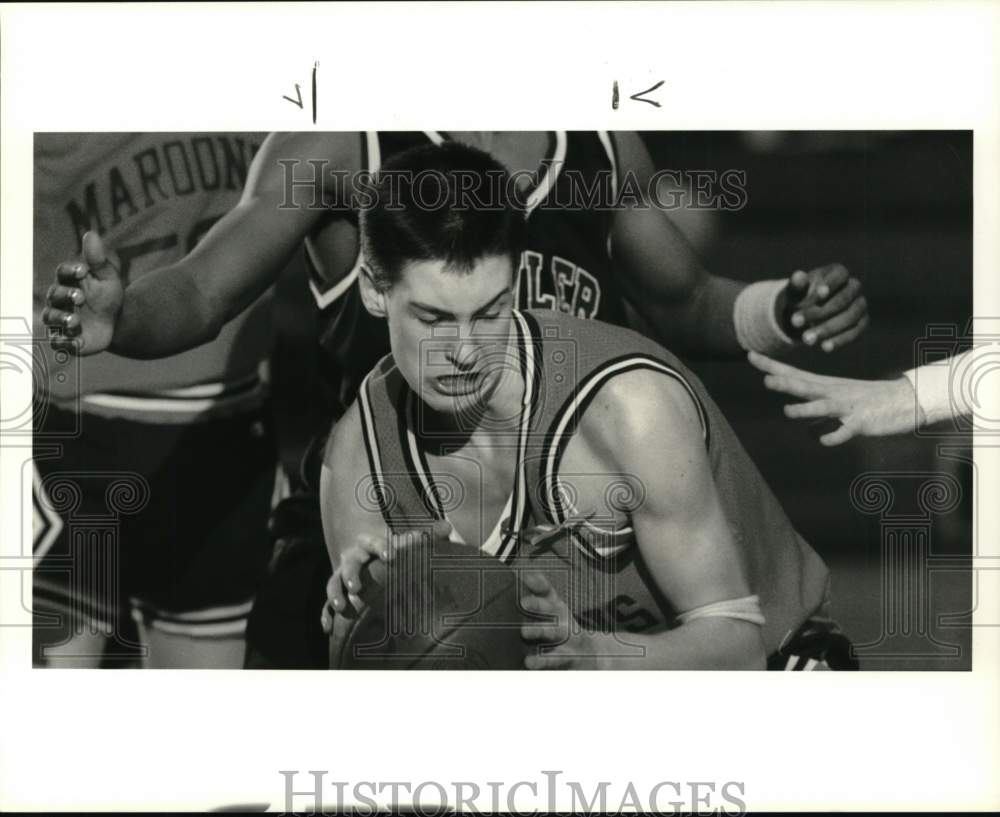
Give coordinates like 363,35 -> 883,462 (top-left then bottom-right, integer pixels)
902,348 -> 981,427
733,279 -> 796,355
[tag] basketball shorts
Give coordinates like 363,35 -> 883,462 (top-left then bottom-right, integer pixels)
767,610 -> 859,671
32,403 -> 277,664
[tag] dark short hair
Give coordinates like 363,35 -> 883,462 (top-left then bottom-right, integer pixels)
360,141 -> 525,291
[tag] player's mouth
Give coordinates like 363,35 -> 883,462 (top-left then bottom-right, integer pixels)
434,372 -> 483,396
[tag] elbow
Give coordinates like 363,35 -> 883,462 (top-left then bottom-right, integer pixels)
183,269 -> 230,347
193,292 -> 226,345
201,318 -> 225,346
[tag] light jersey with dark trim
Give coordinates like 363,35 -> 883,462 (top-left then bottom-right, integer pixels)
33,132 -> 274,420
354,310 -> 831,655
306,130 -> 627,418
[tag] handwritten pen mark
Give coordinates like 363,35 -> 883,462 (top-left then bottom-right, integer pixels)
629,80 -> 664,108
312,62 -> 318,124
612,80 -> 620,110
283,83 -> 303,109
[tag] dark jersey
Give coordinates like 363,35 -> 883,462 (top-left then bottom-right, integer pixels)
354,310 -> 831,657
306,131 -> 627,418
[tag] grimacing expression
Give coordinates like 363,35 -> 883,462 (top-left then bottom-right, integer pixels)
382,255 -> 518,415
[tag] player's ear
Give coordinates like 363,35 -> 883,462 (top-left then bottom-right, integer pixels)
358,263 -> 388,318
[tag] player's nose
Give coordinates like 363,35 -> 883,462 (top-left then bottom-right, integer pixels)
445,338 -> 482,371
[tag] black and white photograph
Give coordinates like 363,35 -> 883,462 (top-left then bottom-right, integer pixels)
2,2 -> 998,814
29,129 -> 974,674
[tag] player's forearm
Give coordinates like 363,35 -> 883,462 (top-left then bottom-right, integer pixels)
671,275 -> 805,359
613,205 -> 747,356
110,264 -> 221,358
671,275 -> 746,356
605,617 -> 766,670
109,182 -> 315,359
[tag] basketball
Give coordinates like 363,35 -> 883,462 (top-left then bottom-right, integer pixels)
331,537 -> 530,670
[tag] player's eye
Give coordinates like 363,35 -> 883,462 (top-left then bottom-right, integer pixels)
476,312 -> 502,322
416,314 -> 442,326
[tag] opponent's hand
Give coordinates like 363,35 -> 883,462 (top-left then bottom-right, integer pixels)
43,231 -> 123,355
749,351 -> 921,445
520,572 -> 611,670
775,264 -> 868,353
320,520 -> 453,633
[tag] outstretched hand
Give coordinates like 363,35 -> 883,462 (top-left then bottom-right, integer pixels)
749,351 -> 922,446
43,232 -> 123,355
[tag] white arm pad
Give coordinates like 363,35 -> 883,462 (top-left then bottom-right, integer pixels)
677,594 -> 766,627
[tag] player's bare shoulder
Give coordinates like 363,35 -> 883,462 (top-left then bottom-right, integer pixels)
572,367 -> 707,471
559,365 -> 714,527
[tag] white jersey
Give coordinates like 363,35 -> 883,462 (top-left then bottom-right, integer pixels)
33,133 -> 274,420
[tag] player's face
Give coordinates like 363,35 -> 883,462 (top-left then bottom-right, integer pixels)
384,255 -> 517,416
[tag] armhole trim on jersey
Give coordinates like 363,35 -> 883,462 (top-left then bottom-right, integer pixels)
402,392 -> 446,520
597,131 -> 619,197
308,131 -> 380,310
597,131 -> 619,261
524,131 -> 567,217
420,132 -> 566,218
540,354 -> 710,524
518,311 -> 546,419
496,310 -> 538,562
358,372 -> 392,520
309,266 -> 360,310
366,130 -> 382,173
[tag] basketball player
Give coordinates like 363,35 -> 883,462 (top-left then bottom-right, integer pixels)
321,143 -> 854,670
45,131 -> 866,668
45,132 -> 868,369
748,348 -> 985,443
33,133 -> 278,667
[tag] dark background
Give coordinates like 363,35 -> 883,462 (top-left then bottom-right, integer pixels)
271,131 -> 974,670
